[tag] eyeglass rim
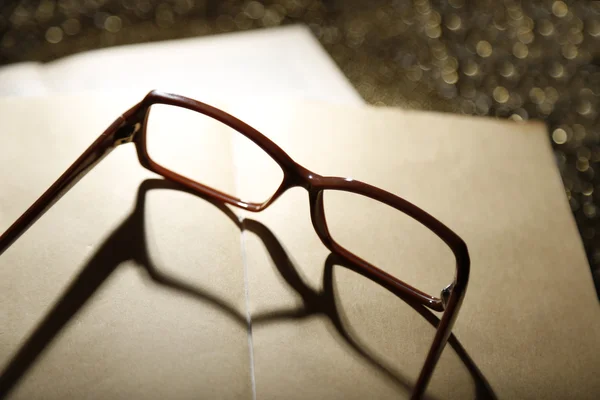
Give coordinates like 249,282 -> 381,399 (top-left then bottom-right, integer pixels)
126,90 -> 469,311
129,91 -> 470,396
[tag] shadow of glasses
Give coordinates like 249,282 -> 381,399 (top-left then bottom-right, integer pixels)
0,178 -> 495,399
320,253 -> 496,400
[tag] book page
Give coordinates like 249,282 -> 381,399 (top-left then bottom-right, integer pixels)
0,63 -> 46,96
0,95 -> 252,399
0,95 -> 599,399
0,25 -> 363,106
229,101 -> 600,399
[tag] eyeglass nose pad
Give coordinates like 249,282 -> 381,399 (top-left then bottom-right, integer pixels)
441,283 -> 454,309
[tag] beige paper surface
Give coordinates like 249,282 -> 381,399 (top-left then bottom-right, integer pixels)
231,102 -> 600,399
1,95 -> 599,399
0,96 -> 252,399
0,25 -> 363,106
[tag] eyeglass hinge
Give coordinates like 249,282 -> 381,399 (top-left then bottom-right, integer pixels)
114,122 -> 141,147
440,283 -> 454,309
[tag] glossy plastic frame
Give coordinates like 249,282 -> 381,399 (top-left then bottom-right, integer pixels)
0,90 -> 470,399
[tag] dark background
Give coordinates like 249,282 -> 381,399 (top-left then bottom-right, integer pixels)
1,0 -> 599,295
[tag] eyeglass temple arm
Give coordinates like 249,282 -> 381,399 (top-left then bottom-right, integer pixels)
0,117 -> 138,257
412,256 -> 469,399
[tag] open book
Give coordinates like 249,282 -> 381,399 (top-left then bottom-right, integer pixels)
0,94 -> 598,399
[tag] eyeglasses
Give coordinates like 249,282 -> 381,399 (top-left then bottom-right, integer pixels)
0,91 -> 469,398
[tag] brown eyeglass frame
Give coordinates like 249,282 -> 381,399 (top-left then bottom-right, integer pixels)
0,90 -> 469,399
